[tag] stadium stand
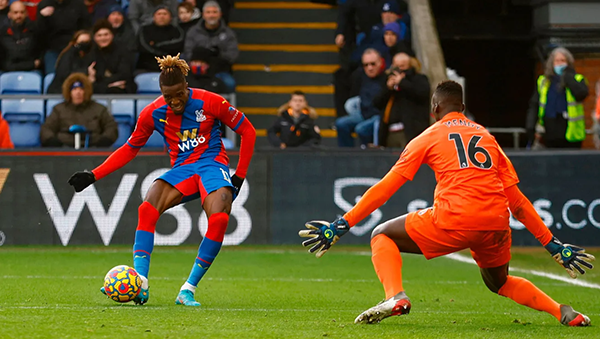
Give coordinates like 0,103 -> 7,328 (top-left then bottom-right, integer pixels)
1,98 -> 44,147
0,72 -> 42,94
135,73 -> 162,94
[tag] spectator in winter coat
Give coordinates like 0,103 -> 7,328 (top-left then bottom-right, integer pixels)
336,48 -> 386,147
186,46 -> 227,93
128,0 -> 177,33
41,72 -> 118,147
106,5 -> 136,53
36,0 -> 90,74
374,53 -> 430,148
88,19 -> 136,93
183,0 -> 238,92
47,30 -> 93,94
0,1 -> 42,72
373,22 -> 413,66
85,0 -> 117,25
177,2 -> 199,34
268,91 -> 321,149
136,5 -> 184,72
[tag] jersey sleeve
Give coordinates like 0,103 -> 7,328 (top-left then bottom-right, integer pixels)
212,95 -> 247,132
497,147 -> 520,188
390,132 -> 430,180
127,105 -> 155,148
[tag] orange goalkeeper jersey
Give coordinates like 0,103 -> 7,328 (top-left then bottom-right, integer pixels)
392,112 -> 519,231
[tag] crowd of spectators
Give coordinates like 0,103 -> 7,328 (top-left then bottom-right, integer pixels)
0,0 -> 238,93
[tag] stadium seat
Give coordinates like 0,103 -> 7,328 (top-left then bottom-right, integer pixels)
134,73 -> 161,94
136,99 -> 164,148
1,99 -> 44,147
222,137 -> 234,149
45,98 -> 63,117
95,99 -> 109,107
43,73 -> 54,94
0,72 -> 42,94
110,99 -> 135,147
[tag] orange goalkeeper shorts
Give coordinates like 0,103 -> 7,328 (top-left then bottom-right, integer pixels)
405,208 -> 512,268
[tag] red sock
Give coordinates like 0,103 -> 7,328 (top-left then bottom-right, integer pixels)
137,201 -> 159,233
498,275 -> 561,320
371,234 -> 404,299
205,212 -> 229,242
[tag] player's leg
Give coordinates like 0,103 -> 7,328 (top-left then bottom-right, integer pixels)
177,165 -> 234,306
355,214 -> 423,324
475,232 -> 590,327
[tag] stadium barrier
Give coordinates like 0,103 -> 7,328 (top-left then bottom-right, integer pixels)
0,150 -> 599,247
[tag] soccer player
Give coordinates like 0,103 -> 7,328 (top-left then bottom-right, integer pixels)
300,81 -> 595,326
68,54 -> 256,306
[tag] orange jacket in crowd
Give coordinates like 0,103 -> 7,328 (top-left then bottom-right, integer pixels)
0,115 -> 14,149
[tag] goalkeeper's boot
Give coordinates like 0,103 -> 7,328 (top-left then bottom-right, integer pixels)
354,291 -> 411,324
560,305 -> 591,327
175,289 -> 201,307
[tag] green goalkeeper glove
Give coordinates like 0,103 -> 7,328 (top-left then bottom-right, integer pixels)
299,218 -> 350,258
544,236 -> 595,279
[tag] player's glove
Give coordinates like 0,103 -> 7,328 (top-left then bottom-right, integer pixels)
299,218 -> 350,258
231,174 -> 244,199
68,170 -> 96,192
544,236 -> 595,279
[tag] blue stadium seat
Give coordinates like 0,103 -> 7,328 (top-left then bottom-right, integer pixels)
0,72 -> 42,94
1,99 -> 44,147
43,73 -> 54,94
134,73 -> 161,94
222,137 -> 234,149
110,99 -> 135,147
45,98 -> 63,118
95,99 -> 109,107
136,99 -> 164,148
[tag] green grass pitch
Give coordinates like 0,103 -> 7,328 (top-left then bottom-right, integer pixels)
0,246 -> 598,338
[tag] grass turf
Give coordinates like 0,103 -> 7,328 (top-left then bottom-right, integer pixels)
0,246 -> 598,339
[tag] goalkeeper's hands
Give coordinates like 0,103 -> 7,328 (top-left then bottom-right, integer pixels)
299,217 -> 350,258
68,170 -> 96,192
544,236 -> 595,279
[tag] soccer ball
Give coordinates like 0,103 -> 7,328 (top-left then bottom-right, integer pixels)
103,265 -> 142,303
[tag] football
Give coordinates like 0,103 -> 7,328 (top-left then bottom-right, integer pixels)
103,265 -> 142,303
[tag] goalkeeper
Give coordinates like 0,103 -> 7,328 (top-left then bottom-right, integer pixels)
300,81 -> 595,326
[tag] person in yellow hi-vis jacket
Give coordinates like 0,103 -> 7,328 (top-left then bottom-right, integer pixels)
526,47 -> 589,149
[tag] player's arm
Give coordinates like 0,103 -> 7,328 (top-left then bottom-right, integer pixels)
300,134 -> 428,258
216,97 -> 256,196
67,107 -> 155,192
499,149 -> 595,278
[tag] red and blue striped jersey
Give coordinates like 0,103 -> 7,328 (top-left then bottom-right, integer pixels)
128,88 -> 246,168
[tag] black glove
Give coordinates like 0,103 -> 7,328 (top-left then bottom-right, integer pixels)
42,136 -> 63,147
68,171 -> 96,192
95,136 -> 114,147
231,174 -> 244,198
544,236 -> 595,279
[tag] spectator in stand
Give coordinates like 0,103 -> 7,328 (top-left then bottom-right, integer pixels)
526,47 -> 588,149
183,0 -> 238,92
128,0 -> 177,34
20,0 -> 41,21
268,91 -> 321,149
87,19 -> 135,93
336,48 -> 386,148
36,0 -> 90,74
47,30 -> 93,93
0,0 -> 9,27
365,1 -> 410,52
41,72 -> 118,148
186,46 -> 227,93
136,5 -> 184,73
85,0 -> 117,24
0,114 -> 14,149
374,22 -> 413,66
177,2 -> 199,34
195,0 -> 232,24
374,53 -> 430,148
106,5 -> 136,53
0,1 -> 42,72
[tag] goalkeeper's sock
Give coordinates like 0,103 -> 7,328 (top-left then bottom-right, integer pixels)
184,213 -> 228,287
371,234 -> 404,299
498,275 -> 561,320
133,202 -> 159,279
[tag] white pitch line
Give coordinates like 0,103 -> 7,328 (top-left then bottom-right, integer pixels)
445,253 -> 600,290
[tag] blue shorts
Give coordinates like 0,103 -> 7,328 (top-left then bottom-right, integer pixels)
158,162 -> 234,204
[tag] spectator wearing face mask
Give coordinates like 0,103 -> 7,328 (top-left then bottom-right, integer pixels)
47,30 -> 93,94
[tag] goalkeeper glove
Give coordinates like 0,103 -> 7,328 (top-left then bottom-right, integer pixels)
544,236 -> 595,279
299,218 -> 350,258
68,170 -> 96,192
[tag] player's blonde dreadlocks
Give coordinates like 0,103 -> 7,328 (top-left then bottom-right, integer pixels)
155,53 -> 190,87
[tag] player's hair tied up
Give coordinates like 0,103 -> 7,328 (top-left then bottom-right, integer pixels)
155,53 -> 190,86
